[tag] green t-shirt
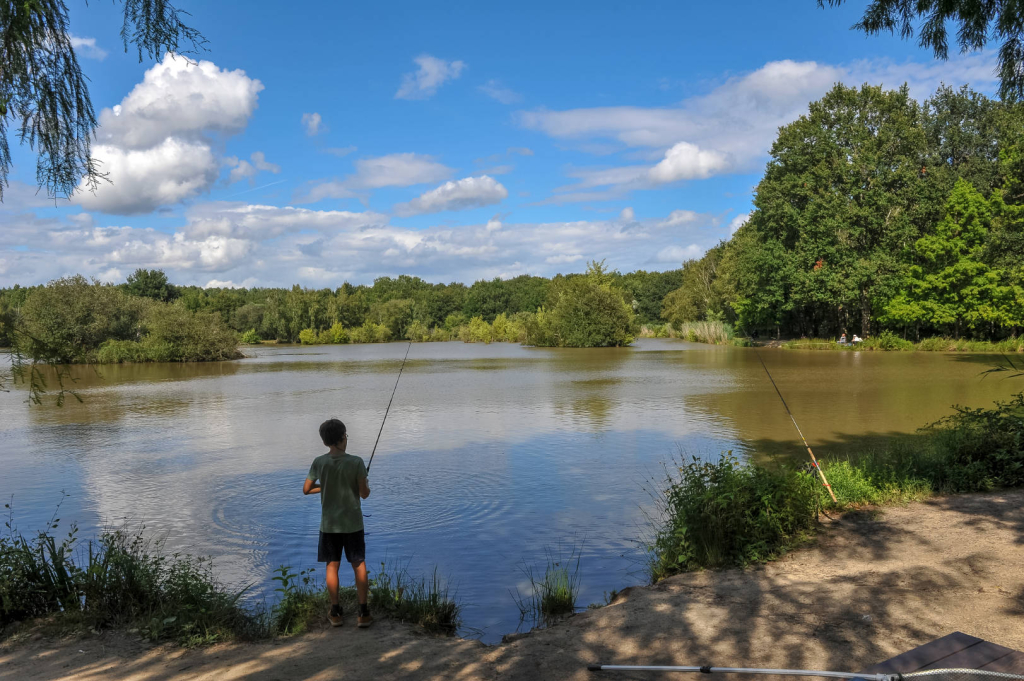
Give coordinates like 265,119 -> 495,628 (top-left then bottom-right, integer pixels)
307,452 -> 367,534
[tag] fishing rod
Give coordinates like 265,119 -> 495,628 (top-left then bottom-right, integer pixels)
366,341 -> 412,473
742,327 -> 837,503
587,665 -> 1024,681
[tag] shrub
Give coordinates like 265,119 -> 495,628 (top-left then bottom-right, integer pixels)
650,454 -> 819,581
860,330 -> 914,351
405,320 -> 430,342
467,316 -> 494,343
349,322 -> 391,344
240,329 -> 260,344
329,321 -> 350,342
492,313 -> 527,343
929,392 -> 1024,491
137,304 -> 241,362
298,328 -> 318,345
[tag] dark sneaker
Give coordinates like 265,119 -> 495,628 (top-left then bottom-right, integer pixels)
329,606 -> 344,627
357,613 -> 373,629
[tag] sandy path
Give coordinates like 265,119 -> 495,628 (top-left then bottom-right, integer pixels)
3,491 -> 1022,681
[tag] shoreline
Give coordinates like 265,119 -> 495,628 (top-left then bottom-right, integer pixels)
4,489 -> 1022,681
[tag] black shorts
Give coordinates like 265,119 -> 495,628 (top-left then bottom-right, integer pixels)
317,530 -> 365,565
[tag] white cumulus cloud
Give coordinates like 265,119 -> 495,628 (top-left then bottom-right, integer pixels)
647,142 -> 731,183
396,55 -> 466,100
393,176 -> 508,217
76,54 -> 263,214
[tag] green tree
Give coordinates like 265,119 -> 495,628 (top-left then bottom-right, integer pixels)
124,268 -> 178,302
922,85 -> 1003,197
661,245 -> 727,326
884,179 -> 1021,336
17,276 -> 146,364
1,0 -> 204,201
736,83 -> 928,337
535,261 -> 636,347
819,0 -> 1024,99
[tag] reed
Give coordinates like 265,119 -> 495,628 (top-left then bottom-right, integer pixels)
677,320 -> 733,344
510,543 -> 583,624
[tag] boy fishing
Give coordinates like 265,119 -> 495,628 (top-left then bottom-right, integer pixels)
303,418 -> 373,628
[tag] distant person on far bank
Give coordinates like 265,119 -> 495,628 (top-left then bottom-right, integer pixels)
839,333 -> 847,345
303,418 -> 372,628
852,334 -> 862,344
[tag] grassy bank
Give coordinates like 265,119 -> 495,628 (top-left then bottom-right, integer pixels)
649,391 -> 1024,581
781,332 -> 1024,353
0,515 -> 460,645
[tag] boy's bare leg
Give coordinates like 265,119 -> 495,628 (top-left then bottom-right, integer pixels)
326,561 -> 341,605
353,560 -> 369,606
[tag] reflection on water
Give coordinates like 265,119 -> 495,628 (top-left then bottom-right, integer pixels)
0,340 -> 1016,642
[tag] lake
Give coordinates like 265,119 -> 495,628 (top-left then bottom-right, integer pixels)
0,339 -> 1017,642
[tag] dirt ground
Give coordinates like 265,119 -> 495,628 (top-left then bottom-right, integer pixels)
2,490 -> 1023,681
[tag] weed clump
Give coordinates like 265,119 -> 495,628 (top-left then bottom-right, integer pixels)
510,544 -> 583,625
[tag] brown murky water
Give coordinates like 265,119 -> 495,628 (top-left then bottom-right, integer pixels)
0,340 -> 1016,641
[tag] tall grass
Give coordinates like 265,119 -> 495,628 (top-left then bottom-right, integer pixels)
271,560 -> 460,636
0,507 -> 262,645
677,320 -> 734,345
1,508 -> 461,643
649,391 -> 1024,582
510,543 -> 583,625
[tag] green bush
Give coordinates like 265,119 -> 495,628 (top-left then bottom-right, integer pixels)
405,320 -> 430,342
859,330 -> 914,351
349,322 -> 392,343
298,328 -> 317,345
328,322 -> 348,344
929,392 -> 1024,491
466,316 -> 494,343
240,329 -> 260,344
650,455 -> 819,580
139,305 -> 241,362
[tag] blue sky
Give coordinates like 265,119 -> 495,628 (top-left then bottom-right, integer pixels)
0,0 -> 1001,287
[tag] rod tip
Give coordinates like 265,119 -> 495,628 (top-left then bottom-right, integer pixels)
588,664 -> 603,672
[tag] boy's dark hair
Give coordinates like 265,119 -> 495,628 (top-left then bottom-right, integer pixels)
319,419 -> 347,446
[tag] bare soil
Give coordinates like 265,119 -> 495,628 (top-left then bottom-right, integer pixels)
3,491 -> 1023,681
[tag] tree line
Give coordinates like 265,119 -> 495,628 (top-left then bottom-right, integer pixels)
662,84 -> 1024,341
0,263 -> 681,361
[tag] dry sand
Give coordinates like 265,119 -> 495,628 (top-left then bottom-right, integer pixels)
2,490 -> 1022,681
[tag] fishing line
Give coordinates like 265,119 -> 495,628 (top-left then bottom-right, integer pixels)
366,340 -> 412,473
740,327 -> 837,503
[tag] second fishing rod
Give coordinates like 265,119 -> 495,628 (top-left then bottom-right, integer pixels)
740,327 -> 837,503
